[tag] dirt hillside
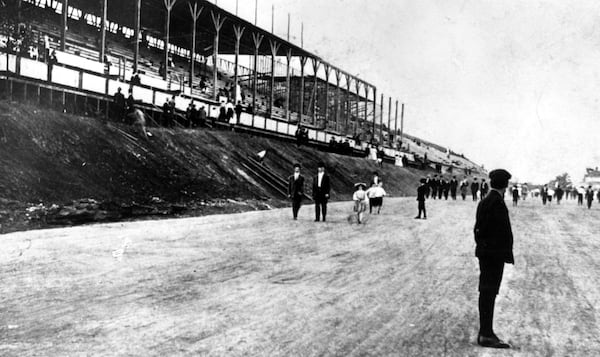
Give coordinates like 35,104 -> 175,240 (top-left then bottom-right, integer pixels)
0,100 -> 433,232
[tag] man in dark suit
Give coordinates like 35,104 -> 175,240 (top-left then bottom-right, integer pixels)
287,163 -> 305,220
431,174 -> 439,199
450,176 -> 458,200
474,169 -> 513,349
480,179 -> 489,199
425,175 -> 432,198
312,162 -> 331,222
415,178 -> 428,219
471,178 -> 480,201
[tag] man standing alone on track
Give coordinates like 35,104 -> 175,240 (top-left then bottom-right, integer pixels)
312,162 -> 330,222
288,163 -> 305,220
415,178 -> 427,219
585,185 -> 594,209
474,169 -> 513,349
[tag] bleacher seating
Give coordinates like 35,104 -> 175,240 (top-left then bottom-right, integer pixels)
1,1 -> 485,174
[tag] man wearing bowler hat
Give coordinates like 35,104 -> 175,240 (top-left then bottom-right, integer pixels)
288,163 -> 305,220
474,169 -> 514,349
312,162 -> 331,221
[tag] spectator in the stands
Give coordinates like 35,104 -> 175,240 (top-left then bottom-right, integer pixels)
199,76 -> 207,92
227,103 -> 236,131
168,95 -> 176,125
218,105 -> 227,123
126,88 -> 135,117
186,101 -> 197,128
198,105 -> 207,127
104,54 -> 112,74
329,137 -> 338,152
130,71 -> 141,86
43,34 -> 51,62
295,126 -> 303,147
376,146 -> 385,167
226,101 -> 235,121
162,98 -> 171,127
341,139 -> 351,155
113,87 -> 126,122
158,61 -> 166,78
401,154 -> 408,167
235,101 -> 243,123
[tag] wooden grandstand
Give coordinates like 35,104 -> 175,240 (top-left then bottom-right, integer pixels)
0,0 -> 484,175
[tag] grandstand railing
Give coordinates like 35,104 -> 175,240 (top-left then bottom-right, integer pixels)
0,50 -> 479,173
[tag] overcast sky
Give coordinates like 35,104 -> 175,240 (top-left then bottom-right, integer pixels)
215,0 -> 600,183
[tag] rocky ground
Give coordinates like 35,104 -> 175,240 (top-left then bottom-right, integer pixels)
1,196 -> 599,356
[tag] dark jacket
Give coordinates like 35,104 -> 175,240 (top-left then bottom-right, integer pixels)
474,190 -> 514,264
481,182 -> 489,195
471,181 -> 479,193
312,174 -> 331,201
449,179 -> 458,191
417,184 -> 427,202
288,174 -> 305,199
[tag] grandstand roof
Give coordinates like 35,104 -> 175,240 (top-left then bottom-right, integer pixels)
66,0 -> 372,87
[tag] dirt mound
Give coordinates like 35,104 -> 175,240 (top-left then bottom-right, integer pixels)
0,100 -> 432,233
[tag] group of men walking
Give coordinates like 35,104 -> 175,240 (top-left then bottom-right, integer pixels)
423,174 -> 490,202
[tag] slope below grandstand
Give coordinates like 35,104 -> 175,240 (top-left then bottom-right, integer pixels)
0,100 -> 460,233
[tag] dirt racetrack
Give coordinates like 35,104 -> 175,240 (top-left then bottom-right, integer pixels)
2,196 -> 600,356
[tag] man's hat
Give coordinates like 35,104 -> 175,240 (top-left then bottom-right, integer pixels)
317,161 -> 325,168
489,169 -> 512,188
293,163 -> 301,168
420,178 -> 427,183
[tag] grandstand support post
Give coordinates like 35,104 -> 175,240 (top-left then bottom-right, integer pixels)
61,0 -> 68,52
354,80 -> 361,137
99,0 -> 107,62
133,0 -> 141,72
268,40 -> 280,118
344,74 -> 352,135
299,56 -> 307,124
324,64 -> 331,130
334,69 -> 341,132
400,103 -> 405,144
388,96 -> 392,145
233,25 -> 245,105
189,3 -> 204,91
372,87 -> 377,143
285,49 -> 292,121
311,58 -> 320,127
364,85 -> 369,136
394,99 -> 399,146
251,33 -> 264,124
379,93 -> 383,144
211,11 -> 227,101
163,0 -> 178,81
17,0 -> 22,22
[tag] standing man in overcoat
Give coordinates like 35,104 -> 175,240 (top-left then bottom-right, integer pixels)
312,162 -> 331,222
473,169 -> 513,349
288,163 -> 305,220
450,176 -> 459,200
